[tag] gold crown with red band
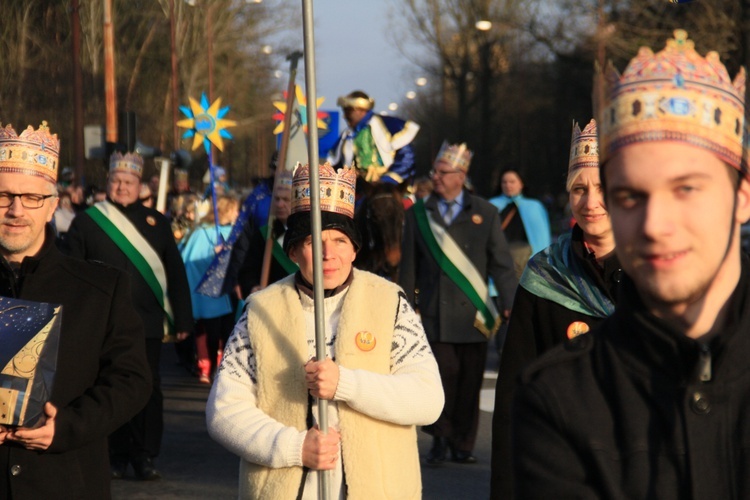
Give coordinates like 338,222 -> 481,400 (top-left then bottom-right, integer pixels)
569,119 -> 599,174
109,151 -> 144,178
291,162 -> 356,218
599,30 -> 747,173
434,141 -> 473,172
0,121 -> 60,184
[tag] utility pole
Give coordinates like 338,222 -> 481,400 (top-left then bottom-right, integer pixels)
104,0 -> 118,145
71,0 -> 85,185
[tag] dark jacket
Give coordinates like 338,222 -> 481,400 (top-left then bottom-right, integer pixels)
66,200 -> 193,339
491,225 -> 621,499
0,226 -> 151,499
512,255 -> 750,499
399,191 -> 517,343
236,218 -> 291,297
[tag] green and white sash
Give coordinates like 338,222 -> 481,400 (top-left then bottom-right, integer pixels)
86,201 -> 174,328
413,199 -> 500,337
260,224 -> 299,275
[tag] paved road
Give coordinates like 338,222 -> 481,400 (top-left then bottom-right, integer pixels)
112,344 -> 501,499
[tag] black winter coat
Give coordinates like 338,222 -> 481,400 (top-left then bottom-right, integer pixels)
513,255 -> 750,499
0,226 -> 151,499
491,225 -> 621,499
399,192 -> 517,344
66,200 -> 194,339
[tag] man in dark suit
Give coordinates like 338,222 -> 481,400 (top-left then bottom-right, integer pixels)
0,121 -> 151,498
67,152 -> 193,481
399,142 -> 517,464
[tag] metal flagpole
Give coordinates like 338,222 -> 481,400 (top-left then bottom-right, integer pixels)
301,1 -> 330,499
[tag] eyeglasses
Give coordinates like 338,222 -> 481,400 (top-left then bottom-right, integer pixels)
0,193 -> 57,209
429,168 -> 462,178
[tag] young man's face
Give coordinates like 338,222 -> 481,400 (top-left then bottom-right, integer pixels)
606,141 -> 750,311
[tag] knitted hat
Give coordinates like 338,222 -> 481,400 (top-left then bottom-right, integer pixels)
0,121 -> 59,184
284,163 -> 361,253
598,29 -> 747,175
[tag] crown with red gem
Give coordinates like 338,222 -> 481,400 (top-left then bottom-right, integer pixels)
291,162 -> 357,218
109,151 -> 144,179
434,141 -> 473,172
0,121 -> 60,184
599,30 -> 747,174
569,119 -> 599,174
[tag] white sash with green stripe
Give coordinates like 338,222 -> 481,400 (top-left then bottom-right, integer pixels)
413,199 -> 500,337
87,201 -> 174,327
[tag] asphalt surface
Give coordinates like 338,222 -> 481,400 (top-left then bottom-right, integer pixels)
112,344 -> 501,499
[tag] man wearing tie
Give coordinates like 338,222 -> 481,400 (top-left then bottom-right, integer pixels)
399,142 -> 517,464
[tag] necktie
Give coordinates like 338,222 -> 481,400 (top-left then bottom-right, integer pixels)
443,201 -> 456,225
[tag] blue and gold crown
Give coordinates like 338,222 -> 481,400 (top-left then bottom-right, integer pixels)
109,151 -> 144,178
599,30 -> 747,173
0,121 -> 59,184
569,119 -> 599,174
434,141 -> 473,172
291,163 -> 356,218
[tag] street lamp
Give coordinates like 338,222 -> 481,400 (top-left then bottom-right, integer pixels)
475,20 -> 492,31
406,91 -> 417,100
388,103 -> 398,111
416,77 -> 427,87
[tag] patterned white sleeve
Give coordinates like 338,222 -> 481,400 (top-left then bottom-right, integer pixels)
205,310 -> 307,468
333,292 -> 444,425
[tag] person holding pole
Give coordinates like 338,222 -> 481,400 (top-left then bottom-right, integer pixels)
206,163 -> 444,499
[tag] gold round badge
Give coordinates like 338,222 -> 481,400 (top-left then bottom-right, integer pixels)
566,321 -> 590,340
146,216 -> 157,226
472,214 -> 483,224
355,331 -> 376,352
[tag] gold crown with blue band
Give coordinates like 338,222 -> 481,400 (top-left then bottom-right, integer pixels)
109,151 -> 144,178
569,119 -> 599,174
599,30 -> 747,175
434,141 -> 473,173
0,121 -> 59,184
291,162 -> 357,219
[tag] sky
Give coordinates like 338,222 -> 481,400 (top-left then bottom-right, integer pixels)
274,1 -> 430,126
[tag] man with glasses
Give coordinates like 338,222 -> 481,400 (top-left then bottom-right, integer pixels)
400,142 -> 516,464
0,121 -> 150,498
66,151 -> 193,481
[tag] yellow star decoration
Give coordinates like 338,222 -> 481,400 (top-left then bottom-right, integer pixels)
177,93 -> 238,153
272,86 -> 328,135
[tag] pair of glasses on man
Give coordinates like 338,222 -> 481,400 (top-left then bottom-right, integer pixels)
429,168 -> 462,178
0,193 -> 57,209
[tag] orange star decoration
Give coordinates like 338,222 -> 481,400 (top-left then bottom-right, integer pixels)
177,93 -> 237,153
272,86 -> 329,135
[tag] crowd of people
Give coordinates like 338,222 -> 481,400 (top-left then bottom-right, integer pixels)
2,28 -> 750,499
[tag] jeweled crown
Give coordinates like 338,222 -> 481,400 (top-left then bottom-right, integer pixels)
109,151 -> 144,179
569,119 -> 599,174
0,121 -> 60,184
434,141 -> 473,172
291,163 -> 356,218
599,30 -> 747,173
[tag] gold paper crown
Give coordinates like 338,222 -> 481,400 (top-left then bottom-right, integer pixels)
0,121 -> 60,184
109,151 -> 144,178
569,119 -> 599,174
599,29 -> 747,173
434,141 -> 473,172
291,163 -> 356,218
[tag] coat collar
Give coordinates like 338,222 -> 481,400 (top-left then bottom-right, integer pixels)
607,254 -> 750,383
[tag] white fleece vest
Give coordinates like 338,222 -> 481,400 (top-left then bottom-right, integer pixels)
239,270 -> 421,499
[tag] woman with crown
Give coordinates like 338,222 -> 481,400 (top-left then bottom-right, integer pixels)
206,163 -> 443,499
490,119 -> 621,499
